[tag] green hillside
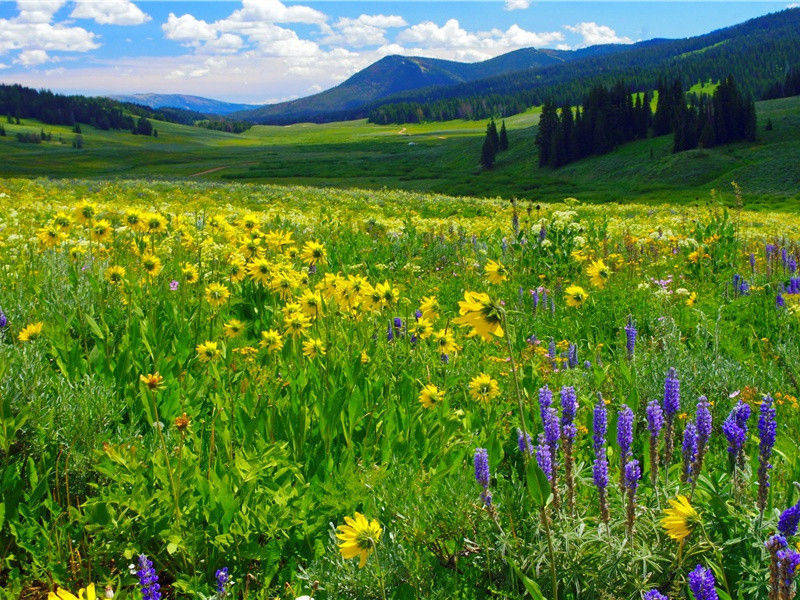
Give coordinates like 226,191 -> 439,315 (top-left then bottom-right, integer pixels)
1,96 -> 798,208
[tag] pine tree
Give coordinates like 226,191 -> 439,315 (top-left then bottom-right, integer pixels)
498,120 -> 508,151
487,119 -> 500,151
535,102 -> 558,167
480,121 -> 497,169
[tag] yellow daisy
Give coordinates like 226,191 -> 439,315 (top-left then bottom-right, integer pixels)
469,373 -> 500,402
586,259 -> 611,289
419,384 -> 445,408
484,260 -> 508,284
564,285 -> 588,308
18,322 -> 44,342
661,495 -> 700,543
452,291 -> 504,341
336,512 -> 382,568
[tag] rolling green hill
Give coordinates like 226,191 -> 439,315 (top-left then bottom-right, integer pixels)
1,95 -> 799,209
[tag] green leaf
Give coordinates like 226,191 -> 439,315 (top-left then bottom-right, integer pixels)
510,558 -> 546,600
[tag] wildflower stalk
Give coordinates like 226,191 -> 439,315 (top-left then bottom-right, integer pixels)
147,388 -> 181,520
502,310 -> 532,459
540,506 -> 558,600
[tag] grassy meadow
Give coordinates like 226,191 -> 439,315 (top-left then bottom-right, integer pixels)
1,177 -> 800,599
1,95 -> 799,207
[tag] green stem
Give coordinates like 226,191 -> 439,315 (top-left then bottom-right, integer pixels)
502,310 -> 531,451
541,507 -> 558,600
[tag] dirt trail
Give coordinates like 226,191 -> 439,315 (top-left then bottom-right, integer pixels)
189,162 -> 256,177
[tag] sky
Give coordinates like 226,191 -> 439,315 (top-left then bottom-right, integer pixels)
0,1 -> 796,105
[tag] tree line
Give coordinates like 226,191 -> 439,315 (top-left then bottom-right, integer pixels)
479,119 -> 508,169
533,76 -> 755,169
195,119 -> 253,133
762,65 -> 800,100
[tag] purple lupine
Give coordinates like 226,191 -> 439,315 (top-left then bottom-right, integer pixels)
778,502 -> 800,537
560,386 -> 578,513
777,549 -> 800,599
624,316 -> 637,359
567,344 -> 578,369
0,308 -> 7,329
767,534 -> 789,598
538,385 -> 553,421
617,404 -> 634,491
663,368 -> 680,467
624,459 -> 641,536
474,448 -> 491,507
535,435 -> 554,481
777,293 -> 786,308
542,406 -> 561,508
646,400 -> 664,487
593,396 -> 607,455
539,224 -> 546,241
592,455 -> 610,525
136,554 -> 161,600
682,422 -> 698,483
688,565 -> 719,600
531,289 -> 539,310
749,252 -> 756,272
386,322 -> 394,342
517,428 -> 533,456
693,396 -> 713,483
216,567 -> 230,596
644,591 -> 668,600
757,395 -> 778,515
722,405 -> 747,459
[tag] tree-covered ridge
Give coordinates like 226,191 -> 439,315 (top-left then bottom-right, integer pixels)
368,8 -> 800,124
0,84 -> 206,132
534,76 -> 755,169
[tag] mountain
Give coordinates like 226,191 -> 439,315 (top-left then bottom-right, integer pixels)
236,8 -> 800,125
109,93 -> 256,116
232,47 -> 622,124
368,8 -> 800,123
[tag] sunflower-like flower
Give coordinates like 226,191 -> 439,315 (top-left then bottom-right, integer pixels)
205,282 -> 230,307
91,219 -> 112,243
661,495 -> 700,542
301,240 -> 327,266
432,329 -> 459,354
48,583 -> 96,600
409,317 -> 433,340
336,512 -> 382,568
182,263 -> 199,284
223,319 -> 245,338
419,295 -> 439,321
284,311 -> 312,337
302,337 -> 326,359
452,291 -> 504,341
143,212 -> 167,235
196,341 -> 222,362
418,384 -> 445,408
141,253 -> 162,277
586,259 -> 611,289
260,328 -> 284,352
18,322 -> 43,342
105,265 -> 126,285
139,372 -> 164,391
297,289 -> 324,318
564,285 -> 588,308
469,373 -> 500,402
484,260 -> 508,284
248,257 -> 272,285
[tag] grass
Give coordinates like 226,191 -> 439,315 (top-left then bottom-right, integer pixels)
0,96 -> 797,208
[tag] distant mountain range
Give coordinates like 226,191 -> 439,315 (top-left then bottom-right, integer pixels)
230,45 -> 627,124
109,93 -> 257,116
231,7 -> 800,125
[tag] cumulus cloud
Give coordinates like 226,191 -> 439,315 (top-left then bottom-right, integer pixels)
323,14 -> 407,48
15,1 -> 66,24
505,0 -> 531,10
396,19 -> 563,60
565,22 -> 633,46
70,0 -> 150,26
163,0 -> 328,57
16,49 -> 50,66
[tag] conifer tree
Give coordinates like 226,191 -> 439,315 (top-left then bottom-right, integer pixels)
498,120 -> 508,151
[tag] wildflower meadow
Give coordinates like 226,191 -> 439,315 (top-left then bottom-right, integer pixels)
2,178 -> 800,600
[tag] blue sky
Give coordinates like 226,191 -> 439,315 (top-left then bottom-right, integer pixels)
0,1 -> 795,104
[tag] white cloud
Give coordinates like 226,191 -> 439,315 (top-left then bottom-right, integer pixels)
565,22 -> 633,47
70,0 -> 150,26
16,49 -> 49,66
505,0 -> 531,11
396,19 -> 563,60
163,13 -> 217,44
15,1 -> 66,24
323,14 -> 407,48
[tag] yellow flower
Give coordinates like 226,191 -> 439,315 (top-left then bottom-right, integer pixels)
283,311 -> 311,337
302,337 -> 325,359
74,201 -> 97,225
586,259 -> 611,289
259,328 -> 284,352
432,329 -> 459,355
409,317 -> 433,340
360,350 -> 370,364
301,240 -> 327,266
297,289 -> 324,317
469,373 -> 500,402
181,263 -> 199,284
37,225 -> 62,248
139,372 -> 164,391
686,291 -> 697,306
124,209 -> 145,232
375,281 -> 399,308
248,257 -> 272,285
105,265 -> 126,284
91,219 -> 112,243
419,384 -> 444,408
205,282 -> 230,307
18,322 -> 43,342
564,285 -> 588,308
336,512 -> 382,568
196,341 -> 222,362
143,212 -> 167,235
223,319 -> 245,338
452,291 -> 504,341
661,495 -> 700,543
419,295 -> 439,321
48,583 -> 96,600
141,253 -> 162,277
484,260 -> 508,284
